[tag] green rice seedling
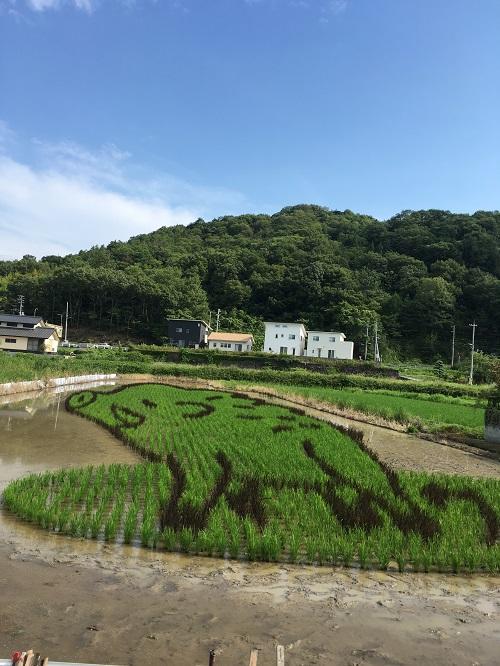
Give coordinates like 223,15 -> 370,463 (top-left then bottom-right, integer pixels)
288,528 -> 302,564
179,527 -> 194,553
162,526 -> 177,551
123,503 -> 139,544
244,518 -> 259,561
357,536 -> 370,570
3,383 -> 499,573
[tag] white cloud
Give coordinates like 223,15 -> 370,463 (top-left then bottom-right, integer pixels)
0,123 -> 247,259
27,0 -> 96,12
0,155 -> 197,259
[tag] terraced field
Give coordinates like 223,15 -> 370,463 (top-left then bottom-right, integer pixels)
231,382 -> 486,435
4,383 -> 500,572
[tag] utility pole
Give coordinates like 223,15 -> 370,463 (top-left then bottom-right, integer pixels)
468,321 -> 477,385
216,308 -> 221,333
374,321 -> 380,363
64,301 -> 69,344
17,295 -> 25,316
451,324 -> 456,368
364,324 -> 369,361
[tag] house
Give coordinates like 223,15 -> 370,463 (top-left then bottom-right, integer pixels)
0,314 -> 44,329
208,332 -> 254,352
0,313 -> 61,354
166,319 -> 211,348
305,331 -> 354,360
263,322 -> 306,356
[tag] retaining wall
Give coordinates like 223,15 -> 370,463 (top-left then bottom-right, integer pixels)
0,374 -> 117,397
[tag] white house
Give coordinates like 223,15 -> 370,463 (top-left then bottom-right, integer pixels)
305,331 -> 354,360
208,332 -> 254,352
264,322 -> 306,356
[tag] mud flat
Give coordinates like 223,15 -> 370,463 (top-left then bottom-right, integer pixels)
1,383 -> 499,665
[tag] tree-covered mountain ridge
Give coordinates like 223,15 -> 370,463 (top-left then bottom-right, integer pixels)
1,205 -> 500,360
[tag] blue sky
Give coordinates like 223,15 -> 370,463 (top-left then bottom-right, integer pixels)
1,0 -> 499,258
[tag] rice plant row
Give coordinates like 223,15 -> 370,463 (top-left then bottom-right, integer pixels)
4,383 -> 500,573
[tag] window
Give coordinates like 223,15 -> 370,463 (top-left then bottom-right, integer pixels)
288,334 -> 295,340
275,334 -> 278,339
212,343 -> 217,348
185,328 -> 190,334
5,338 -> 16,343
329,336 -> 336,342
279,346 -> 288,354
283,324 -> 288,328
276,324 -> 281,328
175,327 -> 183,333
281,334 -> 284,337
268,347 -> 272,351
220,342 -> 232,348
328,350 -> 335,359
313,335 -> 319,341
292,348 -> 296,355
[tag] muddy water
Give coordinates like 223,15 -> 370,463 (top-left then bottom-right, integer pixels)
1,382 -> 500,666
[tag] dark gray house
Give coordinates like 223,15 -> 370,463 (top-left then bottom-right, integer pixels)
167,319 -> 211,348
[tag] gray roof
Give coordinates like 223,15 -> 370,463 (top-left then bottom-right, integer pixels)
168,318 -> 211,328
0,313 -> 44,325
0,326 -> 58,339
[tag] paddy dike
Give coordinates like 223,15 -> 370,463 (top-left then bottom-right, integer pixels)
1,381 -> 499,665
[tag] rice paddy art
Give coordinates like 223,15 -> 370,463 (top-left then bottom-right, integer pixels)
4,383 -> 500,572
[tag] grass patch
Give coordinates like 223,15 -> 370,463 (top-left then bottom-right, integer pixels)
4,383 -> 499,572
228,383 -> 486,437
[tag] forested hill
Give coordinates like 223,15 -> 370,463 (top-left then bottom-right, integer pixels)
1,205 -> 500,360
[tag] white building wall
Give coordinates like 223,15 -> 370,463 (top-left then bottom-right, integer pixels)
264,322 -> 306,356
305,332 -> 354,360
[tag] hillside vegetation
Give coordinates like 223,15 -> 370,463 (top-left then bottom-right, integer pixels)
1,205 -> 500,360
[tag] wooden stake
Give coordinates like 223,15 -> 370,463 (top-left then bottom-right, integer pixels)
276,645 -> 285,666
249,649 -> 258,666
24,651 -> 34,666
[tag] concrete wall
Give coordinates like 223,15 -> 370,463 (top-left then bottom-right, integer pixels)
484,425 -> 500,445
0,374 -> 117,397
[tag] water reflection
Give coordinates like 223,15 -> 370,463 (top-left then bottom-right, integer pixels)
0,381 -> 139,492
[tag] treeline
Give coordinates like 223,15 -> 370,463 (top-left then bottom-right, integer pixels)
1,205 -> 500,361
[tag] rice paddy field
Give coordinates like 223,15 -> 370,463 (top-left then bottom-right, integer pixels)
232,382 -> 486,436
4,383 -> 500,573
